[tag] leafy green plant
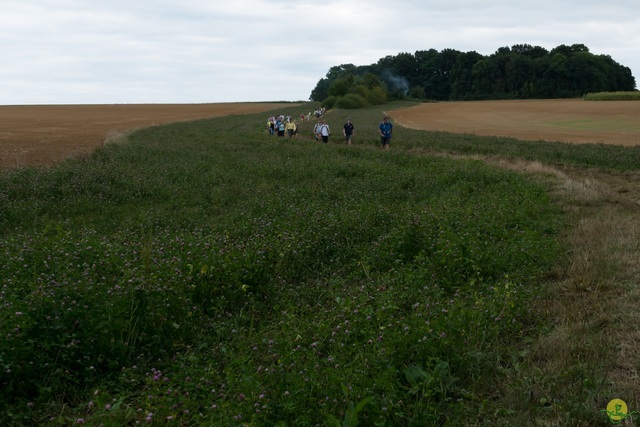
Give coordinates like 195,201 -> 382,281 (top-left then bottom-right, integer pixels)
0,103 -> 570,425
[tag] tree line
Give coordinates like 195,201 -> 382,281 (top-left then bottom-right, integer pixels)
310,44 -> 637,107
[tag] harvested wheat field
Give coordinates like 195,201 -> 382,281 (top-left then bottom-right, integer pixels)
0,103 -> 294,170
390,98 -> 640,146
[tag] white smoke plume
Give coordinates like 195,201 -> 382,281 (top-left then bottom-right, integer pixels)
381,70 -> 409,96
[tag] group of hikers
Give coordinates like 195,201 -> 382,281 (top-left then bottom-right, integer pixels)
266,115 -> 299,138
266,113 -> 394,149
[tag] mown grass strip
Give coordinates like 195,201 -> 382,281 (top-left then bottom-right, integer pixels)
396,124 -> 640,171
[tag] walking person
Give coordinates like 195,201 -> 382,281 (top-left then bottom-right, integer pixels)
343,118 -> 355,145
286,119 -> 296,138
276,118 -> 286,137
378,116 -> 393,149
267,117 -> 275,135
319,120 -> 331,143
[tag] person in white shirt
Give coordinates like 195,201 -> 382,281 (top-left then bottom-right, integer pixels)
319,120 -> 331,143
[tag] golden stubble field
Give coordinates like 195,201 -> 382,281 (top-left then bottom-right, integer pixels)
389,98 -> 640,146
0,103 -> 294,170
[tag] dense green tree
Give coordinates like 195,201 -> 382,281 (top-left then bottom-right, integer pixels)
414,48 -> 460,100
311,64 -> 358,101
409,85 -> 426,99
325,64 -> 358,80
511,44 -> 549,58
328,74 -> 355,97
390,52 -> 420,85
310,78 -> 330,102
315,69 -> 389,108
471,59 -> 501,98
450,51 -> 483,100
309,44 -> 637,104
506,55 -> 533,97
362,72 -> 385,90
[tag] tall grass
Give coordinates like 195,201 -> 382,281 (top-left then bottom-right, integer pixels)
0,105 -> 566,425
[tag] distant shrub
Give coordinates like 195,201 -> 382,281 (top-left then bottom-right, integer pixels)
322,95 -> 337,109
366,86 -> 388,105
352,84 -> 368,97
583,91 -> 640,101
335,94 -> 368,109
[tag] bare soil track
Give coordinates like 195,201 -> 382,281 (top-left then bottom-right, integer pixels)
0,103 -> 293,170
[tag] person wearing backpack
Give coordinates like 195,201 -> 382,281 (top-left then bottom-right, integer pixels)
319,120 -> 331,143
313,120 -> 322,141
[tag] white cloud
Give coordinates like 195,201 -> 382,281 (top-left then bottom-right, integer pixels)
0,0 -> 638,104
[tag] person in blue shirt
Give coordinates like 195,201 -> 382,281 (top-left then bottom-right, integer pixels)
276,118 -> 286,137
378,116 -> 393,149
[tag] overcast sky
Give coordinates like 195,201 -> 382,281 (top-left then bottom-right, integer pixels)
1,0 -> 638,105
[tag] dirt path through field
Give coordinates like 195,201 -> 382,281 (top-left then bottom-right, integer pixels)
389,99 -> 640,146
0,103 -> 294,169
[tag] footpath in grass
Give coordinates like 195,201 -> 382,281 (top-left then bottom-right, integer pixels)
394,124 -> 640,172
1,104 -> 563,425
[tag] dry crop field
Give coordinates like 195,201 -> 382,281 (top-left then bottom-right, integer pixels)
0,103 -> 293,170
390,98 -> 640,146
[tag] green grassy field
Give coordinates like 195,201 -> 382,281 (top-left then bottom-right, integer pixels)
1,103 -> 638,425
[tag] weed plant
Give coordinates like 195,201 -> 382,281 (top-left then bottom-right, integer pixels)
1,105 -> 564,425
